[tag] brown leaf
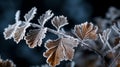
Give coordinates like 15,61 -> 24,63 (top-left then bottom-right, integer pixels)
24,28 -> 47,48
13,22 -> 31,43
0,58 -> 16,67
74,22 -> 98,40
44,37 -> 78,67
51,16 -> 68,30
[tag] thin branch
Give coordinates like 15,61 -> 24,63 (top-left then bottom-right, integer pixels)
31,23 -> 71,38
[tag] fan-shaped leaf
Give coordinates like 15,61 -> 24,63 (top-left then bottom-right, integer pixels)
13,22 -> 31,43
38,10 -> 54,26
43,37 -> 78,67
24,7 -> 37,22
25,28 -> 47,48
74,22 -> 98,40
51,16 -> 68,30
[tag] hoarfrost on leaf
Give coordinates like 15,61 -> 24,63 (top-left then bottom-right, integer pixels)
0,57 -> 16,67
3,11 -> 22,40
38,10 -> 54,27
15,10 -> 20,22
13,21 -> 31,43
43,37 -> 78,67
74,22 -> 98,41
51,16 -> 68,31
24,28 -> 47,48
24,7 -> 37,22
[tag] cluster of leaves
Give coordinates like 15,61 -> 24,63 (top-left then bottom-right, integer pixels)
3,7 -> 120,67
0,57 -> 16,67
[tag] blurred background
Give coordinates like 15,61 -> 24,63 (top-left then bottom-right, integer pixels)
0,0 -> 120,67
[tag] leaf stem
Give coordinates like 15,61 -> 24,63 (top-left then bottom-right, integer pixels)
31,23 -> 71,38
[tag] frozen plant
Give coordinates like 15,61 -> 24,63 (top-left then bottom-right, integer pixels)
3,7 -> 120,67
0,57 -> 16,67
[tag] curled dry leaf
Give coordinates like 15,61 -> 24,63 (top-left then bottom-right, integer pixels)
0,58 -> 16,67
24,7 -> 37,22
13,22 -> 31,43
43,37 -> 78,67
51,16 -> 68,30
3,11 -> 21,40
24,28 -> 47,48
38,10 -> 54,26
74,22 -> 98,40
